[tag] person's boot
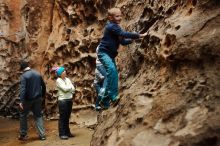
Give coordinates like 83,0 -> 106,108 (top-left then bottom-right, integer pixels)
39,135 -> 46,140
18,134 -> 28,141
111,95 -> 120,107
99,100 -> 110,110
95,105 -> 102,111
60,135 -> 68,140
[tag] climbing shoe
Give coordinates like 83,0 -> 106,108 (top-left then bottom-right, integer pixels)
39,136 -> 46,140
95,106 -> 102,111
111,96 -> 120,107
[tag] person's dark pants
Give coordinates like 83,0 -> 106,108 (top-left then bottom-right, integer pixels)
19,98 -> 45,137
58,99 -> 73,136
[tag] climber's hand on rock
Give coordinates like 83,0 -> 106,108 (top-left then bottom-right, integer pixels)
139,32 -> 147,38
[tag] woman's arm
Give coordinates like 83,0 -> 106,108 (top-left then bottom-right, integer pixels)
56,78 -> 72,92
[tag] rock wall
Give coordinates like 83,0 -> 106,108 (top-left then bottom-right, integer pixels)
41,0 -> 109,117
91,0 -> 220,146
0,0 -> 55,117
0,0 -> 115,117
0,0 -> 26,117
0,0 -> 220,145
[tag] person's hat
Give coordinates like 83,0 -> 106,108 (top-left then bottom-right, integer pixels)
56,66 -> 65,76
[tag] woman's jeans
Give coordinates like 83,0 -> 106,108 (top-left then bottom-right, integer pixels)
58,99 -> 73,136
19,98 -> 45,137
97,52 -> 118,108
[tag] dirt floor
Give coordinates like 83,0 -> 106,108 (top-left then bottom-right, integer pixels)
0,117 -> 94,146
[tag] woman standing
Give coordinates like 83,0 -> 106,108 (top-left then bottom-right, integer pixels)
56,66 -> 75,140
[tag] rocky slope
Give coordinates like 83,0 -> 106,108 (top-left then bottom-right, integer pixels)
91,0 -> 220,146
0,0 -> 220,146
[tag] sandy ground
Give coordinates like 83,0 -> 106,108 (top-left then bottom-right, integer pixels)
0,117 -> 94,146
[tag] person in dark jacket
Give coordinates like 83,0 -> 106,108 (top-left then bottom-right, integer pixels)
97,7 -> 147,108
18,60 -> 46,141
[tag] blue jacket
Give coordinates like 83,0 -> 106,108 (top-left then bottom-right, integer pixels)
98,21 -> 140,58
19,69 -> 46,103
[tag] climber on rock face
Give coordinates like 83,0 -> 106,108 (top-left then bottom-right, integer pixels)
96,7 -> 147,109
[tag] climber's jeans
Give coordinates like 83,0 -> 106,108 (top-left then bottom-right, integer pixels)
97,52 -> 118,107
94,64 -> 108,107
58,99 -> 72,136
19,98 -> 45,137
